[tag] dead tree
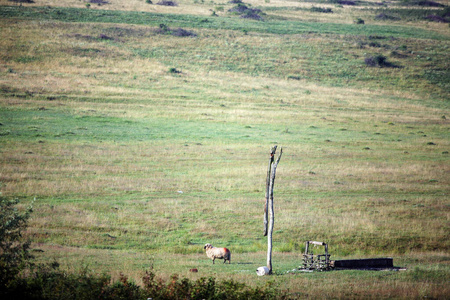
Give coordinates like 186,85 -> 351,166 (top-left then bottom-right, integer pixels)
264,146 -> 277,236
265,145 -> 282,274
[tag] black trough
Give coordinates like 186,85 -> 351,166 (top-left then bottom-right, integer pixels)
331,258 -> 394,269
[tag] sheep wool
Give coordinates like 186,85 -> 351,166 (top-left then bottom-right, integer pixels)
204,243 -> 231,264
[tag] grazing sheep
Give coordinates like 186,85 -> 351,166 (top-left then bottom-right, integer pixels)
203,243 -> 231,264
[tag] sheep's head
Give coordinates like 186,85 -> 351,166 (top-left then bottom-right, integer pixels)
204,243 -> 212,250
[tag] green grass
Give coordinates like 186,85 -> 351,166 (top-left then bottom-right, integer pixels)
0,0 -> 449,298
2,7 -> 448,100
0,6 -> 448,40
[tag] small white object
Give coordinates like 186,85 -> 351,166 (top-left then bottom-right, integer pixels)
256,266 -> 270,276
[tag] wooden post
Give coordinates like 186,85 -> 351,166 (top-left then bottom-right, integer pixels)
264,146 -> 277,236
266,146 -> 282,274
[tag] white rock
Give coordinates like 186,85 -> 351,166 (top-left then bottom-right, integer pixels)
256,266 -> 270,276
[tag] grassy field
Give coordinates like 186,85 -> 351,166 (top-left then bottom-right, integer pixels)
0,0 -> 449,298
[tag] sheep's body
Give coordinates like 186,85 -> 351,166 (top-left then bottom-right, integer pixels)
204,243 -> 231,264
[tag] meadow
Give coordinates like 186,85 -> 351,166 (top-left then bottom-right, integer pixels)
0,0 -> 449,298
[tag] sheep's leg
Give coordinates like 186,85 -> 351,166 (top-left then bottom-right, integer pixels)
212,258 -> 215,264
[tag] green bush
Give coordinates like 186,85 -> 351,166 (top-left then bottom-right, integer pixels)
141,270 -> 285,299
10,265 -> 111,300
0,197 -> 33,291
7,267 -> 287,299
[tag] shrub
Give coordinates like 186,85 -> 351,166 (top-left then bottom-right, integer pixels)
3,253 -> 287,299
364,55 -> 400,68
413,1 -> 444,7
241,9 -> 264,20
102,273 -> 142,299
9,264 -> 111,300
89,0 -> 110,3
142,269 -> 285,299
365,55 -> 387,67
15,268 -> 286,299
169,67 -> 181,74
229,3 -> 250,14
157,0 -> 178,6
334,0 -> 356,5
0,197 -> 33,290
424,15 -> 448,23
310,7 -> 333,13
229,3 -> 264,21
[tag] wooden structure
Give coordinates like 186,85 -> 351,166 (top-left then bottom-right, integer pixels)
300,241 -> 396,271
302,241 -> 331,271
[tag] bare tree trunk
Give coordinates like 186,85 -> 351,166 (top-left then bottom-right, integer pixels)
264,146 -> 277,236
266,146 -> 282,274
